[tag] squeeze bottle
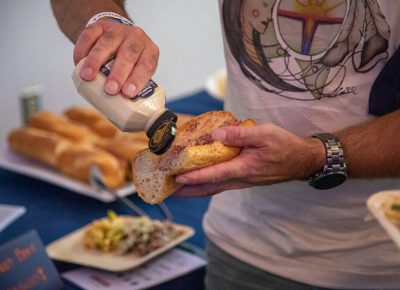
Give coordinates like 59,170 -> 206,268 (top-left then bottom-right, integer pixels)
72,58 -> 177,155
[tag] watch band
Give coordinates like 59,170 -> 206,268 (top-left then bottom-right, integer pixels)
314,133 -> 346,175
309,133 -> 347,189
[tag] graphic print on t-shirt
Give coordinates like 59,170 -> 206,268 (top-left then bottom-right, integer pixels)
222,0 -> 390,100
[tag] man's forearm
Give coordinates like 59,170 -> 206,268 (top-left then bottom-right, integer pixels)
50,0 -> 128,43
337,109 -> 400,178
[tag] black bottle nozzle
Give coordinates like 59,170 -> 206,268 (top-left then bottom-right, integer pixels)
146,110 -> 178,155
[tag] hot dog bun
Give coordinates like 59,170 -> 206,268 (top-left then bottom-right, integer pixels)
56,144 -> 125,188
64,106 -> 118,138
7,127 -> 126,188
132,111 -> 255,204
8,127 -> 71,167
28,111 -> 100,143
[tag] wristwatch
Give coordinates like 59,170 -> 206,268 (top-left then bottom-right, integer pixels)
308,133 -> 347,190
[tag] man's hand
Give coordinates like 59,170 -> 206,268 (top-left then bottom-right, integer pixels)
174,124 -> 325,197
74,20 -> 159,97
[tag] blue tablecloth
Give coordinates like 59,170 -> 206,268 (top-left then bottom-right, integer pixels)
0,90 -> 223,290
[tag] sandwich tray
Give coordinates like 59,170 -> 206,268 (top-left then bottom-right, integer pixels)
367,190 -> 400,250
0,147 -> 135,202
46,216 -> 195,272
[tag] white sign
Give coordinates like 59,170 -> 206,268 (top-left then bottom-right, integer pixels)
62,248 -> 207,290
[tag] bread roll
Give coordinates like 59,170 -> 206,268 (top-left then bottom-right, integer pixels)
96,133 -> 148,161
132,111 -> 255,204
8,127 -> 71,167
95,133 -> 148,182
175,113 -> 194,128
57,144 -> 125,188
64,107 -> 118,138
28,111 -> 99,143
8,127 -> 125,188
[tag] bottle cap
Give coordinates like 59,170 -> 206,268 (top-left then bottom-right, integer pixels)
147,110 -> 178,155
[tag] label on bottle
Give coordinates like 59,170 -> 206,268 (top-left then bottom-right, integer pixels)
99,58 -> 158,101
99,58 -> 114,78
134,79 -> 158,100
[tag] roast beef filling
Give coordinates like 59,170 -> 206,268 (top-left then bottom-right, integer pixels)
171,118 -> 240,154
158,117 -> 241,171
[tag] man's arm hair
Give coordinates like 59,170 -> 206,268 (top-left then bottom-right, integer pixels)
338,109 -> 400,178
50,0 -> 128,43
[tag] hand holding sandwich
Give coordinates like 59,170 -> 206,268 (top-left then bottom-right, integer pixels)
174,124 -> 326,197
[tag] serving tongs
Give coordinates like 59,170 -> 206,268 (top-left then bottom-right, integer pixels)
89,165 -> 173,221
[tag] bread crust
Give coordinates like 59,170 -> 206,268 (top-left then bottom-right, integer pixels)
132,111 -> 255,204
8,127 -> 71,167
96,137 -> 147,161
64,107 -> 118,138
8,127 -> 125,188
28,111 -> 100,143
57,145 -> 125,188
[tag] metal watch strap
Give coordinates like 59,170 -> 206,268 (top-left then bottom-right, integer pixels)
313,133 -> 346,175
309,133 -> 347,189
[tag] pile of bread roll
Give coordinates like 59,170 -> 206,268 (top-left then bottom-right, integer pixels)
8,106 -> 191,189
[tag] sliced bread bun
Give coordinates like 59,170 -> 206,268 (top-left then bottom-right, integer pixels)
132,111 -> 255,204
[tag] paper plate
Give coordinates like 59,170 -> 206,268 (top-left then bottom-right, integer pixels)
367,190 -> 400,250
46,217 -> 195,272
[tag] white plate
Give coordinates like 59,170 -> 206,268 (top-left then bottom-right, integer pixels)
367,190 -> 400,250
205,68 -> 227,101
0,147 -> 135,202
46,217 -> 195,272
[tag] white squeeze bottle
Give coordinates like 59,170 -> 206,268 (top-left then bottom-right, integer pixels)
72,57 -> 177,155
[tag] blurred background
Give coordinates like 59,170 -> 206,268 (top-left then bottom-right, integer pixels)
0,0 -> 225,146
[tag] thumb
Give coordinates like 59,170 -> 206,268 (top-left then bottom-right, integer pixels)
212,125 -> 260,147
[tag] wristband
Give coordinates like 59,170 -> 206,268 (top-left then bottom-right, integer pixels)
86,12 -> 134,27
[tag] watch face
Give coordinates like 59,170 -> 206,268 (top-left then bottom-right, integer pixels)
311,172 -> 347,190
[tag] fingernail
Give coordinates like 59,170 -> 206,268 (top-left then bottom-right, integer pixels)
175,176 -> 188,184
212,128 -> 227,142
105,80 -> 119,94
123,83 -> 137,97
80,67 -> 93,80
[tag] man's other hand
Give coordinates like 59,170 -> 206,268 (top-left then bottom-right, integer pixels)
174,124 -> 326,197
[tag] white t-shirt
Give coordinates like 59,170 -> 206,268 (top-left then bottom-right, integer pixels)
204,1 -> 400,288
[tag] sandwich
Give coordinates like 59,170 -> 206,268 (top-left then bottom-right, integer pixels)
132,111 -> 255,204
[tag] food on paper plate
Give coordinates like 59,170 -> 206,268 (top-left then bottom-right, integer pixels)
368,191 -> 400,226
382,196 -> 400,224
367,190 -> 400,250
132,111 -> 255,204
83,211 -> 183,256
